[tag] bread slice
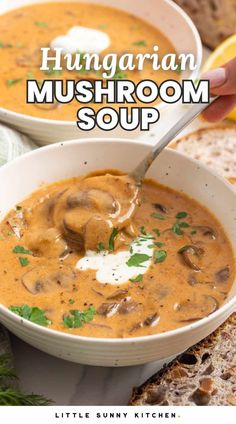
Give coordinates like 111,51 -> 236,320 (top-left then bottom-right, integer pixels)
129,313 -> 236,406
173,0 -> 236,49
171,125 -> 236,185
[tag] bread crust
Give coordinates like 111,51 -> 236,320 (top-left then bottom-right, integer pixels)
171,125 -> 236,185
174,0 -> 236,49
129,313 -> 236,406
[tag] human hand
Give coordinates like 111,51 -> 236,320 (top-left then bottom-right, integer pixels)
201,56 -> 236,122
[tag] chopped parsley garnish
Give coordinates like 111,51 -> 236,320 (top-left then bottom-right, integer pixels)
178,222 -> 190,228
27,71 -> 34,79
19,257 -> 29,267
44,64 -> 62,76
191,230 -> 197,235
34,21 -> 48,28
172,219 -> 190,236
151,213 -> 165,220
148,241 -> 165,248
140,226 -> 147,235
98,23 -> 108,29
6,79 -> 22,86
154,250 -> 167,263
68,299 -> 75,305
15,205 -> 22,211
9,305 -> 51,326
15,42 -> 23,48
153,242 -> 165,248
176,211 -> 188,219
0,41 -> 13,48
127,253 -> 150,267
13,245 -> 32,255
172,222 -> 184,236
109,228 -> 118,251
97,242 -> 105,251
133,40 -> 147,46
63,306 -> 96,328
129,274 -> 143,283
175,63 -> 182,74
152,228 -> 161,237
13,245 -> 32,267
113,66 -> 127,80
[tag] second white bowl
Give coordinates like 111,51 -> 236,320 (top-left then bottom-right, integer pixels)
0,0 -> 202,145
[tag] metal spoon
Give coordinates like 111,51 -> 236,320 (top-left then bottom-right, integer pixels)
130,95 -> 218,185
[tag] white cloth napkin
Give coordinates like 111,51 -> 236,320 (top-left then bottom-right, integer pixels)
0,123 -> 36,166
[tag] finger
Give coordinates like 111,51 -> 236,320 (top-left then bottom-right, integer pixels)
202,56 -> 236,96
201,94 -> 236,122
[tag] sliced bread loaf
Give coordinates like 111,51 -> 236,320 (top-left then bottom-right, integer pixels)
129,313 -> 236,406
171,125 -> 236,185
174,0 -> 236,49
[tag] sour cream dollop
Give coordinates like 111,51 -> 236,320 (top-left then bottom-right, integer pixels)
76,237 -> 154,285
50,25 -> 111,54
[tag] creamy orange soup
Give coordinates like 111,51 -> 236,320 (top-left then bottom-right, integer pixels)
0,172 -> 234,338
0,2 -> 179,120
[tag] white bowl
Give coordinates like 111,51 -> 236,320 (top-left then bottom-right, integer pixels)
0,138 -> 235,366
0,0 -> 202,145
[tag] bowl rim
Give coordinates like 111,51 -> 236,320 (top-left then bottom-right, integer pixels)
0,0 -> 202,126
0,137 -> 235,344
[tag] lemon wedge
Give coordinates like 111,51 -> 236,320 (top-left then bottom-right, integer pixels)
202,34 -> 236,121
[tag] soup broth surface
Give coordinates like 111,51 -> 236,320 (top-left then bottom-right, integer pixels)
0,172 -> 234,338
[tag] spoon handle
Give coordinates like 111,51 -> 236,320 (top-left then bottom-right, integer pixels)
130,95 -> 218,185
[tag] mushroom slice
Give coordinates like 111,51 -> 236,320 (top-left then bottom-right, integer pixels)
22,265 -> 77,294
7,218 -> 22,239
153,284 -> 170,300
143,312 -> 160,327
84,216 -> 112,251
130,312 -> 160,332
66,189 -> 116,214
63,217 -> 84,251
107,289 -> 129,300
26,227 -> 68,258
66,191 -> 92,209
97,302 -> 120,318
92,288 -> 104,297
63,211 -> 112,252
187,273 -> 198,286
215,266 -> 230,283
174,295 -> 219,322
187,273 -> 214,286
118,298 -> 139,314
178,245 -> 204,271
153,203 -> 168,213
124,223 -> 139,238
16,49 -> 41,67
97,298 -> 139,317
192,226 -> 217,240
44,189 -> 68,226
